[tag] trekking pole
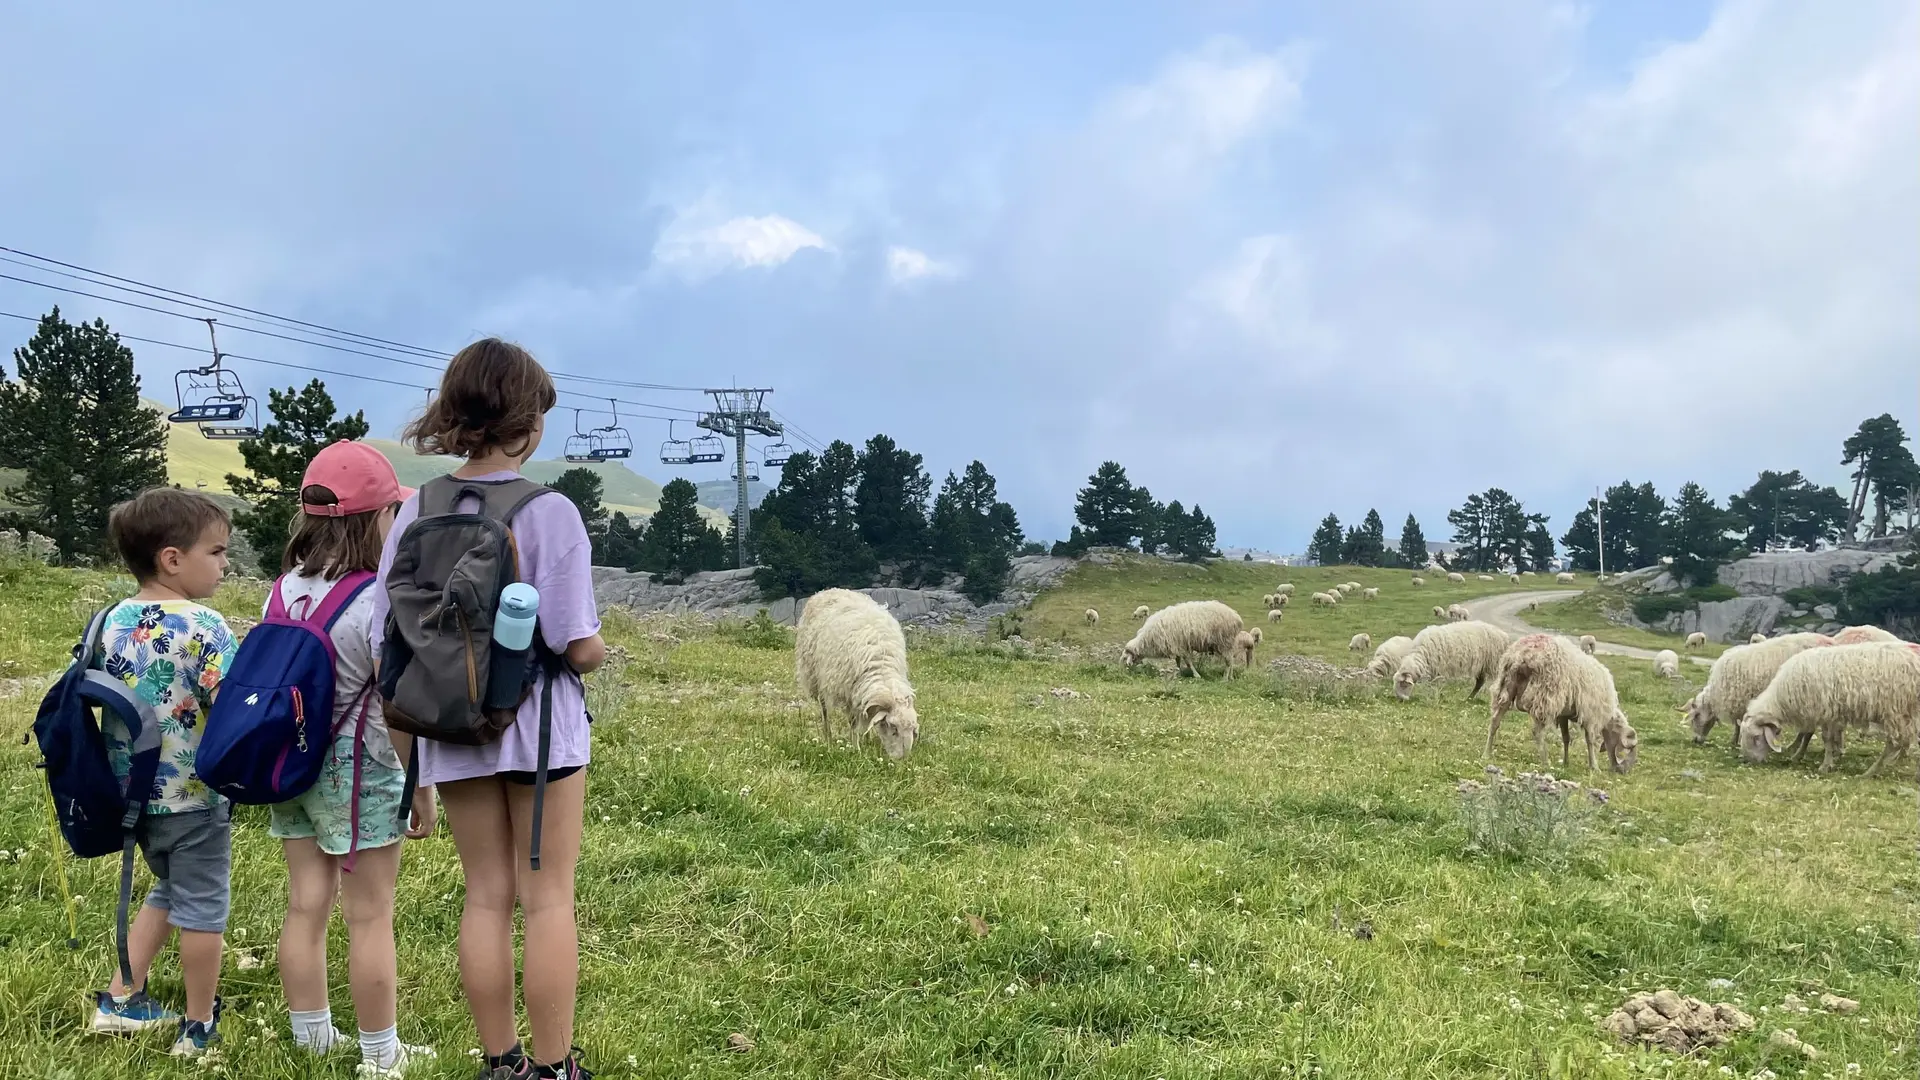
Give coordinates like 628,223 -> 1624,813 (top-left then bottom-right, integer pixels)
41,787 -> 81,949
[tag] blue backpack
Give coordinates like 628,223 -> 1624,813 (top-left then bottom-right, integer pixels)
198,572 -> 374,811
32,603 -> 163,991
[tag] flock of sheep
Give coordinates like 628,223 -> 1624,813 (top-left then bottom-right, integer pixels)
794,577 -> 1917,783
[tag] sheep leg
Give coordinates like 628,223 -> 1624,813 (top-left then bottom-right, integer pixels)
819,701 -> 832,744
1558,718 -> 1573,769
1531,718 -> 1554,769
1485,704 -> 1508,757
1862,741 -> 1902,780
1787,731 -> 1813,763
1468,673 -> 1486,700
1820,726 -> 1843,773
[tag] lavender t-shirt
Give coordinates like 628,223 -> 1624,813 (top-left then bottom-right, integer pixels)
369,471 -> 601,786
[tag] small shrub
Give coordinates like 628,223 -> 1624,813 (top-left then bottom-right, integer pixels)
717,609 -> 791,650
989,610 -> 1026,641
1782,585 -> 1843,609
1455,766 -> 1609,864
1631,594 -> 1692,622
1684,583 -> 1737,604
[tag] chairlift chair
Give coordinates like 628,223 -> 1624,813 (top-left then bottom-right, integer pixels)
659,420 -> 695,466
166,320 -> 262,439
587,399 -> 633,460
195,393 -> 262,440
687,434 -> 726,464
562,411 -> 604,462
761,440 -> 793,468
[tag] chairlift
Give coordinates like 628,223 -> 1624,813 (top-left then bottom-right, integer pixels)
195,393 -> 262,440
166,319 -> 262,438
587,398 -> 633,460
687,433 -> 726,464
562,410 -> 604,463
761,440 -> 793,468
659,420 -> 695,466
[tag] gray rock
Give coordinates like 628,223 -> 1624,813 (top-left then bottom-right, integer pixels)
1818,622 -> 1844,635
1643,572 -> 1683,594
1788,608 -> 1808,618
1675,596 -> 1788,643
1717,549 -> 1896,596
1812,604 -> 1838,620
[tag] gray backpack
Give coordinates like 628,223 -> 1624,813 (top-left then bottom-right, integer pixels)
378,475 -> 568,867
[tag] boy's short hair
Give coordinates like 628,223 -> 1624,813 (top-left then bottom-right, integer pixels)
108,487 -> 231,583
402,337 -> 557,460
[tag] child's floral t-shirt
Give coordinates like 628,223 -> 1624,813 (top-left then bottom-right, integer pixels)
96,600 -> 237,815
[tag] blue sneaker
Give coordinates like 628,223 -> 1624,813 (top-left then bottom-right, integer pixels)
90,990 -> 180,1035
169,998 -> 222,1057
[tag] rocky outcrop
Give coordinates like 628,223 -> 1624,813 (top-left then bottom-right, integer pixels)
1716,548 -> 1897,596
1657,596 -> 1789,641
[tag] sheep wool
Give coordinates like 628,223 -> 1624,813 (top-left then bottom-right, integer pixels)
1411,576 -> 1426,587
1085,608 -> 1100,626
1477,574 -> 1494,581
1231,630 -> 1259,670
1740,642 -> 1920,778
1750,633 -> 1767,645
1122,600 -> 1246,678
1348,632 -> 1372,652
1312,591 -> 1338,607
1832,625 -> 1900,645
1652,649 -> 1680,679
1366,635 -> 1416,678
1248,626 -> 1263,644
1487,634 -> 1637,774
1260,593 -> 1276,609
1392,620 -> 1510,700
1556,572 -> 1576,584
1432,605 -> 1447,620
1133,604 -> 1151,619
1362,587 -> 1379,601
795,589 -> 921,761
1447,572 -> 1466,584
1685,632 -> 1708,649
1268,608 -> 1284,623
1684,632 -> 1833,746
1447,603 -> 1471,622
1274,593 -> 1290,608
1509,574 -> 1521,584
1274,583 -> 1296,596
1336,583 -> 1356,596
1578,635 -> 1597,655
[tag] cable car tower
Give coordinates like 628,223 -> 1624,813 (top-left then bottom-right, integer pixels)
696,388 -> 781,566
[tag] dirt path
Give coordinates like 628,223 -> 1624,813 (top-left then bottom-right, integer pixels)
1463,590 -> 1713,666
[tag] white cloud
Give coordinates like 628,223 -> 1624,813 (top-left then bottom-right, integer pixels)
885,245 -> 961,285
1183,233 -> 1340,371
652,205 -> 831,280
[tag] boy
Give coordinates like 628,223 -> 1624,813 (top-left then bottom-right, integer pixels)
90,487 -> 237,1057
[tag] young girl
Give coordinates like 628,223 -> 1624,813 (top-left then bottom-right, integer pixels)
269,439 -> 437,1076
371,339 -> 605,1080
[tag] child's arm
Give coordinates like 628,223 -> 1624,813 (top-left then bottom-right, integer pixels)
386,724 -> 437,838
565,634 -> 607,674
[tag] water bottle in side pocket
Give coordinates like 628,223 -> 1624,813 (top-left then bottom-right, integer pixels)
486,582 -> 540,710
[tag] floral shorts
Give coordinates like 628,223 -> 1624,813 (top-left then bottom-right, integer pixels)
268,730 -> 407,856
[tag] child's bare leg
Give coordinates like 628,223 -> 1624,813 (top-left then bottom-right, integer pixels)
177,930 -> 223,1023
108,903 -> 175,996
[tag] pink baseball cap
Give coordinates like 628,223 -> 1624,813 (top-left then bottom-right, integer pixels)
301,439 -> 413,517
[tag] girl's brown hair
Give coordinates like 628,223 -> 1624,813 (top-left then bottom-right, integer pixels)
402,337 -> 557,459
283,485 -> 388,577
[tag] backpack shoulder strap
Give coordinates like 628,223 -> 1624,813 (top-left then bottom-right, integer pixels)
265,575 -> 292,620
310,571 -> 377,631
76,603 -> 118,667
415,475 -> 471,517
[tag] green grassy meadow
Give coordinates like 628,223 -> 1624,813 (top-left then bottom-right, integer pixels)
0,557 -> 1914,1078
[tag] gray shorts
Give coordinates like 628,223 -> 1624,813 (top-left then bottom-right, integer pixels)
135,804 -> 232,933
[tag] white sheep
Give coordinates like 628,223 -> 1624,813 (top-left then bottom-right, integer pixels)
1348,632 -> 1372,652
1267,608 -> 1283,623
1652,649 -> 1680,679
1685,632 -> 1707,649
1122,600 -> 1246,678
1521,571 -> 1535,577
1432,605 -> 1447,620
1683,632 -> 1833,746
1477,574 -> 1494,581
1487,633 -> 1638,773
1832,625 -> 1899,645
1249,626 -> 1263,644
1133,604 -> 1151,619
1231,630 -> 1259,670
1578,634 -> 1597,655
795,589 -> 920,760
1085,608 -> 1100,626
1336,583 -> 1356,596
1362,587 -> 1379,601
1345,581 -> 1363,591
1274,583 -> 1296,597
1274,593 -> 1290,608
1392,620 -> 1510,700
1365,635 -> 1416,678
1411,576 -> 1426,587
1312,591 -> 1338,607
1261,593 -> 1277,609
1556,572 -> 1576,584
1749,633 -> 1767,644
1447,572 -> 1466,584
1509,574 -> 1521,584
1740,642 -> 1920,778
1447,603 -> 1471,622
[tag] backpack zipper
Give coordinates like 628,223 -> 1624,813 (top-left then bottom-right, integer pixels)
456,609 -> 478,704
292,688 -> 307,753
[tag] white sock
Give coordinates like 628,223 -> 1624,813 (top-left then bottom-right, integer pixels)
290,1007 -> 341,1053
360,1024 -> 402,1070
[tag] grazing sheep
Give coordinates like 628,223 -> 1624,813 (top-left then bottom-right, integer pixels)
1509,574 -> 1521,584
1122,600 -> 1246,678
1366,635 -> 1416,678
795,589 -> 921,760
1249,626 -> 1263,644
1477,574 -> 1494,581
1521,571 -> 1535,577
1740,642 -> 1920,778
1274,583 -> 1296,596
1133,604 -> 1151,619
1653,649 -> 1680,679
1556,572 -> 1576,584
1411,576 -> 1426,587
1750,633 -> 1767,644
1346,581 -> 1363,591
1446,603 -> 1471,622
1274,593 -> 1290,608
1268,608 -> 1284,623
1312,591 -> 1339,607
1832,625 -> 1899,645
1685,632 -> 1707,649
1231,630 -> 1259,669
1392,620 -> 1511,700
1684,632 -> 1834,746
1447,572 -> 1466,584
1432,605 -> 1448,620
1487,634 -> 1638,773
1336,583 -> 1356,596
1348,632 -> 1372,652
1085,608 -> 1100,626
1362,587 -> 1379,601
1578,635 -> 1597,655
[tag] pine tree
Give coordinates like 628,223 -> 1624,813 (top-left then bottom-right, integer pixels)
852,433 -> 931,567
1398,513 -> 1428,569
1134,487 -> 1166,555
1729,470 -> 1850,551
928,460 -> 1023,601
1665,481 -> 1739,586
0,308 -> 168,563
1342,509 -> 1386,566
1178,504 -> 1217,560
1159,499 -> 1189,558
224,379 -> 370,570
636,478 -> 726,582
548,468 -> 609,561
603,511 -> 642,570
1841,414 -> 1917,539
1074,462 -> 1140,548
1307,513 -> 1343,566
1525,521 -> 1555,572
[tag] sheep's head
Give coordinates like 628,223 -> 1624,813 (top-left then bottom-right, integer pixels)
1683,695 -> 1717,744
867,696 -> 919,761
1605,713 -> 1639,773
1738,704 -> 1781,764
1392,661 -> 1422,700
1121,640 -> 1143,666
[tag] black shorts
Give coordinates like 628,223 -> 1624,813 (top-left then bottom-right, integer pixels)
501,765 -> 582,786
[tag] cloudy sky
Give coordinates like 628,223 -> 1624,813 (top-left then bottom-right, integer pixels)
3,1 -> 1914,550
